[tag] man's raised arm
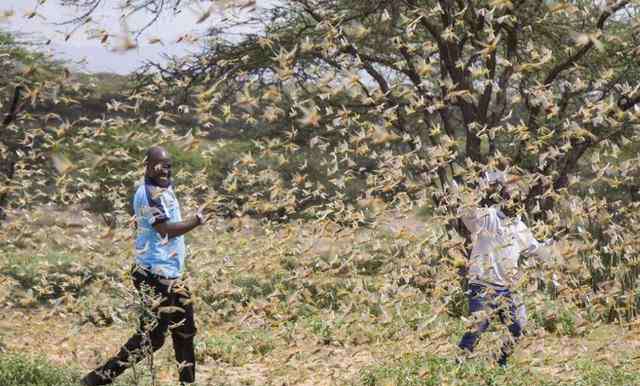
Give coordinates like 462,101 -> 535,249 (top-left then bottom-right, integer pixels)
153,205 -> 209,238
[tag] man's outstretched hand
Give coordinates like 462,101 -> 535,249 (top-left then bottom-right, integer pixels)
153,202 -> 216,238
196,204 -> 215,225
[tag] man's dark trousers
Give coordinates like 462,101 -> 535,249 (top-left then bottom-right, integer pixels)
458,283 -> 522,366
84,266 -> 197,385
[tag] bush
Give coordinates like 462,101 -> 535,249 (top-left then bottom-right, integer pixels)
306,315 -> 336,345
0,252 -> 97,306
0,352 -> 158,386
0,353 -> 78,386
198,329 -> 275,366
530,301 -> 582,337
574,360 -> 640,386
233,274 -> 275,302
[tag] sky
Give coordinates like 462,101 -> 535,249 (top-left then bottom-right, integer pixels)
1,0 -> 268,74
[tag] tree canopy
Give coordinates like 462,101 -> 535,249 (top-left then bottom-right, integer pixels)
2,0 -> 640,320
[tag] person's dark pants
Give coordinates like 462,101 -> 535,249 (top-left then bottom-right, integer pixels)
458,283 -> 522,366
83,266 -> 197,385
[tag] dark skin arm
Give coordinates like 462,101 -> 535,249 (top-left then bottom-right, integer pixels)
153,216 -> 201,239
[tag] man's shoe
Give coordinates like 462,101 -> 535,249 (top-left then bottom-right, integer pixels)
80,371 -> 110,386
497,353 -> 509,367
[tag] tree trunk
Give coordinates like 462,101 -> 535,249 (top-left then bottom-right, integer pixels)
0,85 -> 23,220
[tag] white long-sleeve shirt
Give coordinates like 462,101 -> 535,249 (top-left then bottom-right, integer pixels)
460,206 -> 552,288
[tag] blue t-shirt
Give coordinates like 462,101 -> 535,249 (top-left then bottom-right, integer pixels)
133,177 -> 186,278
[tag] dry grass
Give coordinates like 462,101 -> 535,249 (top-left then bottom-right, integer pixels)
1,207 -> 640,386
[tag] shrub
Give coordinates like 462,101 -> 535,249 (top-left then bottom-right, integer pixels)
0,351 -> 165,386
232,274 -> 275,303
0,353 -> 77,386
306,315 -> 335,345
574,360 -> 640,386
0,252 -> 96,306
198,329 -> 275,366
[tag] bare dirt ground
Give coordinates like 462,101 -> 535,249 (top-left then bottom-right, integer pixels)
2,307 -> 639,385
2,207 -> 640,385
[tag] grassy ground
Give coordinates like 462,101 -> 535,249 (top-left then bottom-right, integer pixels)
1,208 -> 639,386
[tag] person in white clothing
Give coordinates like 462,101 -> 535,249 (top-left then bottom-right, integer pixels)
456,171 -> 553,366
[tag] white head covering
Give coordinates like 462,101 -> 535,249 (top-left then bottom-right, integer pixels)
483,170 -> 520,196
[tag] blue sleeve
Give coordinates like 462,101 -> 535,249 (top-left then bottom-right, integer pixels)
144,185 -> 169,224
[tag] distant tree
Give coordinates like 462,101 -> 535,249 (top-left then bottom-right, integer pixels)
0,30 -> 65,218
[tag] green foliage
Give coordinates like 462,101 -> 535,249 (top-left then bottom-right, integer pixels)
0,31 -> 61,84
164,142 -> 207,174
198,329 -> 275,366
301,276 -> 355,310
0,251 -> 96,306
279,254 -> 298,271
415,204 -> 435,221
353,254 -> 387,276
359,353 -> 640,386
359,354 -> 544,386
205,139 -> 257,182
4,2 -> 640,384
529,300 -> 583,337
73,72 -> 133,100
0,352 -> 140,386
573,359 -> 640,386
0,353 -> 78,386
232,274 -> 276,302
304,313 -> 344,345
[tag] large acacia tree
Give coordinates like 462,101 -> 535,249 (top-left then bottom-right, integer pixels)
101,1 -> 640,223
57,0 -> 640,222
42,0 -> 640,315
73,0 -> 638,198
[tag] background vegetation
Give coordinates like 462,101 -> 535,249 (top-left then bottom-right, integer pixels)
1,0 -> 640,385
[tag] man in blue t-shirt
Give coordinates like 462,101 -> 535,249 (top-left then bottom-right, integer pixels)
82,146 -> 207,386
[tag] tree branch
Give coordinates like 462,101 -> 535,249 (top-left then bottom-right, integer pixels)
2,85 -> 24,127
543,1 -> 630,86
